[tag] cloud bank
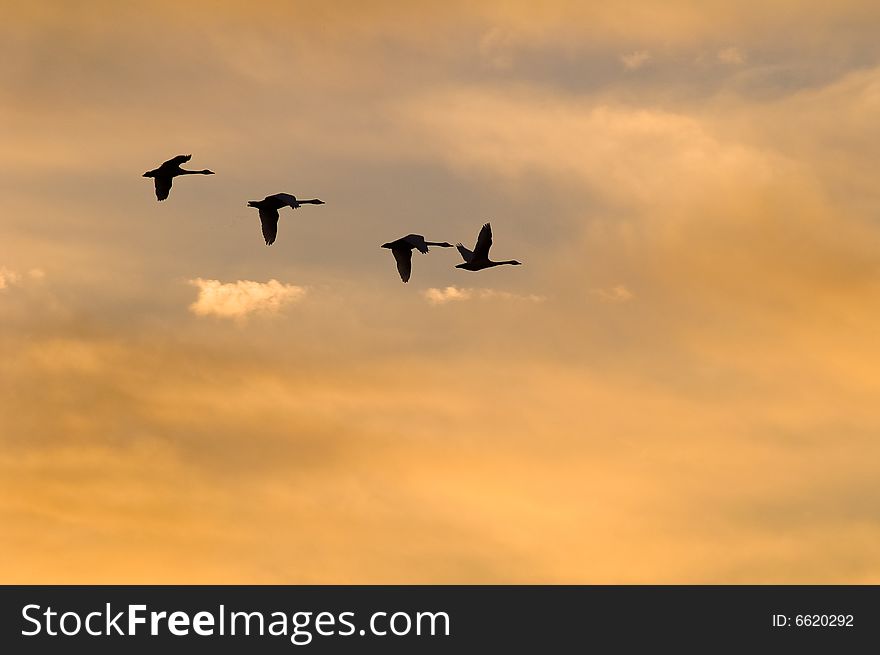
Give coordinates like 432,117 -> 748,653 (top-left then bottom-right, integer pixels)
4,0 -> 880,585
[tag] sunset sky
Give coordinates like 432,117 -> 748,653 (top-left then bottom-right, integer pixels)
3,0 -> 880,583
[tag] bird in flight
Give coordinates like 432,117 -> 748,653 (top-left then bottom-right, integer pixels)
381,234 -> 453,283
247,193 -> 325,245
456,223 -> 522,271
143,154 -> 215,201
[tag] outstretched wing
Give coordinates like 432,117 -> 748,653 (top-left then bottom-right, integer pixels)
154,176 -> 173,201
402,234 -> 429,254
270,193 -> 300,209
259,206 -> 280,245
455,243 -> 474,262
163,154 -> 191,167
391,247 -> 413,283
472,222 -> 492,260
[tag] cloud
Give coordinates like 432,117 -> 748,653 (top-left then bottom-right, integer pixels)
591,285 -> 635,303
0,267 -> 45,290
6,0 -> 880,586
188,279 -> 306,319
423,286 -> 472,304
404,88 -> 776,210
0,267 -> 21,290
718,46 -> 745,64
620,50 -> 651,70
423,286 -> 544,305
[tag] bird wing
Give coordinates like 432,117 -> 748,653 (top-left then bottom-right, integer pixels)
163,154 -> 191,167
259,206 -> 280,245
391,247 -> 413,283
456,243 -> 474,262
269,193 -> 300,209
402,234 -> 429,254
472,222 -> 492,260
154,176 -> 173,201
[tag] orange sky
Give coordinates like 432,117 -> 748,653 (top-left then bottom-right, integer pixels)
3,0 -> 880,583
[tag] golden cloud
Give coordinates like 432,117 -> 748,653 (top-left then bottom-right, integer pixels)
423,286 -> 545,304
4,0 -> 880,585
188,279 -> 307,319
0,267 -> 21,289
590,285 -> 634,303
0,267 -> 45,291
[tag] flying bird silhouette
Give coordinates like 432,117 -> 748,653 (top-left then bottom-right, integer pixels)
247,193 -> 325,245
143,154 -> 214,201
381,234 -> 453,283
456,223 -> 522,271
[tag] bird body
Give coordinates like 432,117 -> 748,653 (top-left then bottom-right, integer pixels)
455,223 -> 522,271
247,193 -> 325,245
381,234 -> 453,283
143,154 -> 214,201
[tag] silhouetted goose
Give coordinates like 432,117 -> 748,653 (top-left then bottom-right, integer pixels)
247,193 -> 325,246
143,154 -> 214,201
381,234 -> 453,283
456,223 -> 522,271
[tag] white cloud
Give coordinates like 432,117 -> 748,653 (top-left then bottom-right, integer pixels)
590,285 -> 635,303
718,46 -> 745,64
423,286 -> 544,305
188,278 -> 306,319
620,50 -> 651,70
